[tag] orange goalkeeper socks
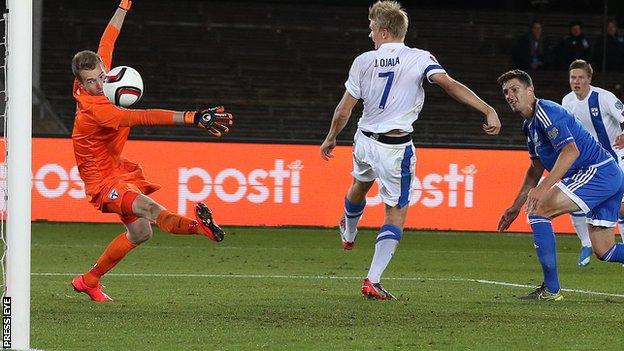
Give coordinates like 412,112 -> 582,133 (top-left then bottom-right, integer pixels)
83,232 -> 137,288
155,210 -> 198,234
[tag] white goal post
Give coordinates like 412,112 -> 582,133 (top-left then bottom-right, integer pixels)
3,0 -> 32,350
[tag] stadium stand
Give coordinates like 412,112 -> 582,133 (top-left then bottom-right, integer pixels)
39,1 -> 624,148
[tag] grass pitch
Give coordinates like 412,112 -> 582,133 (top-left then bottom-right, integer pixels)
30,222 -> 624,350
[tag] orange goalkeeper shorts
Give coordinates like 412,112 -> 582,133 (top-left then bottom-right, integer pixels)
92,161 -> 161,224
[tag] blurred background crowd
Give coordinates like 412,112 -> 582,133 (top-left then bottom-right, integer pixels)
511,18 -> 624,72
15,0 -> 624,148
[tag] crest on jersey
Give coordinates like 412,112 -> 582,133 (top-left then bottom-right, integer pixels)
108,188 -> 119,200
590,107 -> 599,117
547,127 -> 558,140
615,100 -> 623,110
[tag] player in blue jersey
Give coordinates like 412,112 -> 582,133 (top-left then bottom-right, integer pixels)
496,69 -> 624,301
562,59 -> 624,267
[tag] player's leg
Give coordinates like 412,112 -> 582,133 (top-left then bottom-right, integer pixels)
340,179 -> 374,249
341,133 -> 376,249
361,203 -> 406,300
588,225 -> 622,261
88,218 -> 149,281
584,162 -> 624,263
71,187 -> 148,301
569,212 -> 593,266
130,193 -> 225,242
71,216 -> 147,302
618,160 -> 624,243
587,191 -> 624,263
367,204 -> 408,284
361,141 -> 414,300
520,185 -> 580,300
616,203 -> 624,268
618,203 -> 624,243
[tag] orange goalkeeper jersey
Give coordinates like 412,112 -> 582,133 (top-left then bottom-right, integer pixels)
72,24 -> 175,205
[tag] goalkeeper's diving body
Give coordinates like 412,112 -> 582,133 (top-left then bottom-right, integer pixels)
70,0 -> 233,302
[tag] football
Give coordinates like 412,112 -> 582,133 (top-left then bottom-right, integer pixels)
103,66 -> 144,107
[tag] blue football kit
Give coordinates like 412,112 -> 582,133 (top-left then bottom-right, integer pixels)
523,99 -> 624,226
522,99 -> 624,294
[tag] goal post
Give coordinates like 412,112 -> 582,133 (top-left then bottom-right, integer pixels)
3,0 -> 32,349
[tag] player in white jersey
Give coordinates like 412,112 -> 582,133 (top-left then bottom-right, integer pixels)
561,59 -> 624,267
319,0 -> 501,300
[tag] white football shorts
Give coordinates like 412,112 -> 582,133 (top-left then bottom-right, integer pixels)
351,131 -> 416,208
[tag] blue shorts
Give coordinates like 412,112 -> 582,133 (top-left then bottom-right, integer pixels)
556,160 -> 624,227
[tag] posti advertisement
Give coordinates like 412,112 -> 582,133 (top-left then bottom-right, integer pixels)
5,137 -> 577,233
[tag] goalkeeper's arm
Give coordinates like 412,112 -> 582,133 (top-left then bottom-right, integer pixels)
98,0 -> 132,68
104,105 -> 233,137
109,0 -> 131,31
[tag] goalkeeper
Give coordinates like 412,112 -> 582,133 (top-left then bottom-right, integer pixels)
70,0 -> 233,302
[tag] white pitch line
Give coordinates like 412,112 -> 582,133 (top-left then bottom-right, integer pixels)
32,272 -> 624,298
31,243 -> 583,256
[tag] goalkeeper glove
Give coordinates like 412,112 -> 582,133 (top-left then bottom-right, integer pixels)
184,106 -> 234,137
119,0 -> 132,11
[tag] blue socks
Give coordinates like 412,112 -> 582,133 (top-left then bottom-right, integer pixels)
599,244 -> 624,263
528,215 -> 560,293
344,197 -> 365,218
343,197 -> 365,242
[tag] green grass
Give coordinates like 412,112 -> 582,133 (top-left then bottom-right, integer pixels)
28,222 -> 624,350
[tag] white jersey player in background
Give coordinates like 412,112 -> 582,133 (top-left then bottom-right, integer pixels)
562,59 -> 624,267
320,0 -> 501,300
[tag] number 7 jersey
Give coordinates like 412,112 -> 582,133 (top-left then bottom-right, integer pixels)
344,42 -> 446,134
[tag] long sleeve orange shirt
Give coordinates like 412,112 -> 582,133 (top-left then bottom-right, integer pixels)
72,24 -> 176,203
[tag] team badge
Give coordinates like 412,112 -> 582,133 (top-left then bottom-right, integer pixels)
590,107 -> 599,117
589,107 -> 600,117
547,127 -> 559,140
616,100 -> 623,110
108,188 -> 119,200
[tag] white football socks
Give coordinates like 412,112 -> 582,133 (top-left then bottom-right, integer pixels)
343,216 -> 360,243
367,238 -> 399,284
366,225 -> 403,283
571,214 -> 592,248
